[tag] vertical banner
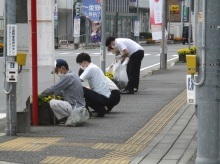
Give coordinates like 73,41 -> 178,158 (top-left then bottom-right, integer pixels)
149,0 -> 163,40
183,6 -> 189,22
74,18 -> 80,37
82,0 -> 101,22
28,0 -> 54,66
134,20 -> 140,36
82,0 -> 101,43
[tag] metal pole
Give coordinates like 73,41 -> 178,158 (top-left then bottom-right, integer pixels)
136,0 -> 139,43
85,18 -> 89,47
196,0 -> 220,163
188,0 -> 191,49
31,0 -> 39,126
181,1 -> 185,35
160,0 -> 167,70
5,0 -> 17,136
194,0 -> 198,47
100,0 -> 106,72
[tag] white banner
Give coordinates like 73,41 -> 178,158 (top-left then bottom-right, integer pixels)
134,20 -> 140,36
74,18 -> 80,37
149,0 -> 163,40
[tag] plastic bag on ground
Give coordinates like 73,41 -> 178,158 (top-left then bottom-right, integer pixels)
65,107 -> 89,127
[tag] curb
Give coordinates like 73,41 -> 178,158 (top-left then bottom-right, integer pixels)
130,104 -> 197,164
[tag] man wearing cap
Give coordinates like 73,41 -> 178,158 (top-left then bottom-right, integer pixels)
40,59 -> 85,122
106,36 -> 144,94
76,53 -> 111,117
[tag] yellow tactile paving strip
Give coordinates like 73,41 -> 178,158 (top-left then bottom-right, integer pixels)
0,137 -> 62,151
0,90 -> 187,164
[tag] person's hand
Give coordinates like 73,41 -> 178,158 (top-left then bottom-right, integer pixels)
121,57 -> 126,64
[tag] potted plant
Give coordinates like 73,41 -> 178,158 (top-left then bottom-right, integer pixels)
177,46 -> 197,62
0,43 -> 3,54
146,38 -> 155,44
30,95 -> 63,125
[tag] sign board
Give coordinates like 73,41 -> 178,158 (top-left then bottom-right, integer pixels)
170,5 -> 179,14
82,0 -> 101,22
7,24 -> 17,56
74,18 -> 80,37
134,20 -> 140,36
186,75 -> 196,104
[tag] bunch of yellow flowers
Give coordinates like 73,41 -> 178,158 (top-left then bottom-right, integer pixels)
38,95 -> 63,105
105,72 -> 114,80
178,46 -> 197,56
0,43 -> 3,49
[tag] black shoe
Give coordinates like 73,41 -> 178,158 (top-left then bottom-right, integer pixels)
91,111 -> 105,117
120,89 -> 134,94
106,106 -> 114,113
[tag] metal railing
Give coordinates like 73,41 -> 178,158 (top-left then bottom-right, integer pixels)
57,34 -> 71,47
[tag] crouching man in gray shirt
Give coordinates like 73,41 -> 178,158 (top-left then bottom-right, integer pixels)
40,59 -> 85,121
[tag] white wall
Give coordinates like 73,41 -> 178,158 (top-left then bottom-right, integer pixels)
129,0 -> 149,8
57,0 -> 73,10
0,0 -> 4,17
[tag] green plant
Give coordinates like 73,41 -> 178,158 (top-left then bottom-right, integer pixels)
38,95 -> 63,106
105,72 -> 114,80
139,32 -> 152,39
177,46 -> 197,56
146,38 -> 155,44
0,43 -> 3,49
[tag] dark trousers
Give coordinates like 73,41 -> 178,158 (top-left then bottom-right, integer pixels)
108,90 -> 121,110
126,50 -> 144,91
83,87 -> 110,115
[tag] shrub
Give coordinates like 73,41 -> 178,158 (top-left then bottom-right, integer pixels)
146,38 -> 155,44
0,43 -> 3,49
173,37 -> 182,42
140,32 -> 152,39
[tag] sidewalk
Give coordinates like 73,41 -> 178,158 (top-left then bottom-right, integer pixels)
0,62 -> 197,164
130,104 -> 196,164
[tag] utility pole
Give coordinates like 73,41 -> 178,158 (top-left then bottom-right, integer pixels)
196,0 -> 220,163
4,0 -> 17,136
100,0 -> 106,72
160,0 -> 167,70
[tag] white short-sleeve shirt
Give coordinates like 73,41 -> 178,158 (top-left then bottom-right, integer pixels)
80,63 -> 111,98
115,38 -> 144,57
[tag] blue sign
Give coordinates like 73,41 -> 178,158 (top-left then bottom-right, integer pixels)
82,0 -> 101,22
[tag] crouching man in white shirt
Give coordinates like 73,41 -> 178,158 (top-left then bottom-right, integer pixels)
76,53 -> 111,117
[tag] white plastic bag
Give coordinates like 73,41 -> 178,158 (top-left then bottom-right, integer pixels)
112,59 -> 128,89
65,106 -> 89,127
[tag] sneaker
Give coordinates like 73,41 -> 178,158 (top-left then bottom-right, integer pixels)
134,88 -> 138,92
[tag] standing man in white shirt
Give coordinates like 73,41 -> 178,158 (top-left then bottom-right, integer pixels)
76,53 -> 111,117
106,36 -> 144,94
